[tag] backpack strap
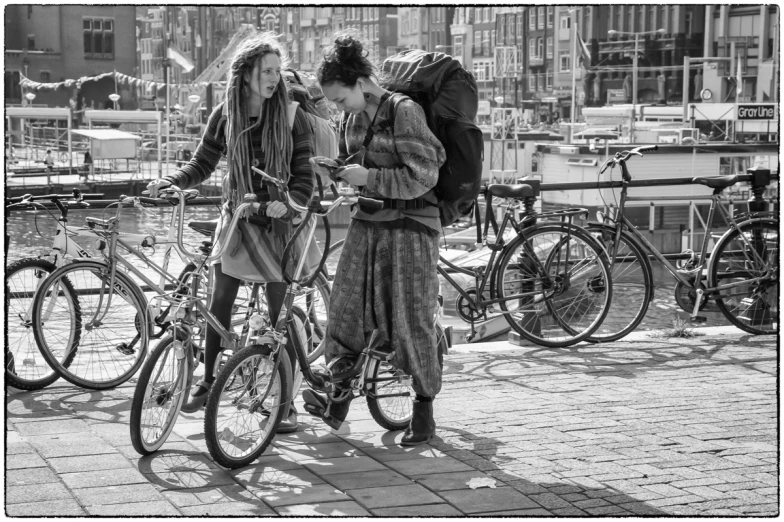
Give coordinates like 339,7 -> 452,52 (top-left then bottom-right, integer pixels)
361,92 -> 394,149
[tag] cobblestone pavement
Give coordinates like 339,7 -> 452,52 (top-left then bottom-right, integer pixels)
6,326 -> 778,517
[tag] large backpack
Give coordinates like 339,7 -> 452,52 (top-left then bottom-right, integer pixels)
284,69 -> 339,161
380,50 -> 484,227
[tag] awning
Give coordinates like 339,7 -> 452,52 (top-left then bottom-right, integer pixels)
72,129 -> 143,141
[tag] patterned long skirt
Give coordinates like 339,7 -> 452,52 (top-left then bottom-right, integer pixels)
324,220 -> 442,397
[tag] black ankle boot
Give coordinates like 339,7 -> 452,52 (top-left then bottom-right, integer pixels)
401,397 -> 435,446
302,389 -> 353,430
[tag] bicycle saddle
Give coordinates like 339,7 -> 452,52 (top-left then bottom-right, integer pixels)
692,175 -> 738,189
188,219 -> 219,237
487,184 -> 534,199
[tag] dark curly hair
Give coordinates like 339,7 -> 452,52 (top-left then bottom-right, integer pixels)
317,32 -> 377,87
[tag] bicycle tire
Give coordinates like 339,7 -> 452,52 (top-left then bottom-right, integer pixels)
6,258 -> 79,390
204,344 -> 290,469
295,271 -> 331,363
584,223 -> 654,342
708,219 -> 778,335
494,222 -> 612,348
129,335 -> 189,455
32,260 -> 151,390
364,321 -> 449,431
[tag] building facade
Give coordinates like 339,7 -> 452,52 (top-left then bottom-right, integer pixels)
5,5 -> 137,110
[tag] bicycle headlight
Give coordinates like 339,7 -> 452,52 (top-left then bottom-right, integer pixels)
596,210 -> 605,223
248,313 -> 265,331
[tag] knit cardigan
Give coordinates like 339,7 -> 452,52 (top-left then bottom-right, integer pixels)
340,95 -> 446,233
164,102 -> 314,209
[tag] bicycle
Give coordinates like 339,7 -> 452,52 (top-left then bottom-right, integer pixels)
202,167 -> 451,468
127,186 -> 330,455
430,182 -> 612,348
5,191 -> 102,390
586,145 -> 778,340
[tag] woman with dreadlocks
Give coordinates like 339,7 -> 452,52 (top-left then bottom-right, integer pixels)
307,34 -> 446,446
147,34 -> 315,432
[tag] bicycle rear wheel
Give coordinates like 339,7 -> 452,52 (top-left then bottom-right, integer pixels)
294,272 -> 330,363
6,258 -> 79,390
708,220 -> 778,335
32,260 -> 150,389
585,224 -> 654,342
129,335 -> 189,455
495,223 -> 612,348
204,344 -> 290,469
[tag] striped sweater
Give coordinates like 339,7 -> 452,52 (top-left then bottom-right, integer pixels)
164,102 -> 315,208
341,95 -> 446,233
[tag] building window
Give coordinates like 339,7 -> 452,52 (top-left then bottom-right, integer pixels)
507,16 -> 514,39
529,38 -> 535,58
454,35 -> 464,63
474,30 -> 481,53
538,7 -> 544,29
537,37 -> 543,57
483,30 -> 490,56
528,72 -> 535,91
5,70 -> 22,101
614,7 -> 621,32
547,7 -> 553,28
27,34 -> 35,50
627,6 -> 634,32
83,18 -> 115,59
529,9 -> 535,30
546,36 -> 553,58
402,12 -> 409,34
517,14 -> 523,41
474,65 -> 485,81
484,7 -> 490,22
659,6 -> 666,32
375,24 -> 379,39
546,69 -> 553,89
411,9 -> 419,33
560,16 -> 569,30
491,30 -> 496,53
537,72 -> 543,91
647,6 -> 655,32
40,71 -> 50,83
559,50 -> 570,71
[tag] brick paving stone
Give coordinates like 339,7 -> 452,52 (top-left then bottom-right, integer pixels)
276,500 -> 372,517
647,494 -> 709,507
277,441 -> 361,462
5,499 -> 86,516
301,456 -> 388,476
370,504 -> 464,516
357,444 -> 445,462
234,467 -> 325,490
384,455 -> 475,477
5,482 -> 73,504
27,433 -> 117,458
254,483 -> 350,507
72,483 -> 167,506
60,467 -> 149,489
586,505 -> 633,516
86,501 -> 182,516
149,469 -> 238,490
161,484 -> 260,508
346,483 -> 444,509
438,486 -> 542,514
14,418 -> 90,436
682,485 -> 726,499
549,506 -> 589,516
5,466 -> 61,486
6,441 -> 36,455
414,470 -> 502,491
48,453 -> 134,474
324,469 -> 413,490
5,451 -> 48,470
180,501 -> 278,516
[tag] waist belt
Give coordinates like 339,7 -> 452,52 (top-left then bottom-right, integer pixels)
358,197 -> 437,213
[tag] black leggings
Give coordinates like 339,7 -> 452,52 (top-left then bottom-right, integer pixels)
203,264 -> 288,384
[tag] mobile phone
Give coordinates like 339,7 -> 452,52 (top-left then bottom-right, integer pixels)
315,159 -> 340,173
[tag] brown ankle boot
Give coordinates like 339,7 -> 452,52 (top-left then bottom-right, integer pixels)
401,398 -> 435,446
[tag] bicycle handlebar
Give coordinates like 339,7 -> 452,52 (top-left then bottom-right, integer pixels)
599,145 -> 659,175
6,189 -> 105,210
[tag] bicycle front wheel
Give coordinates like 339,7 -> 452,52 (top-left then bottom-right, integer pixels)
295,272 -> 331,363
585,224 -> 654,342
708,220 -> 778,335
6,258 -> 79,390
32,261 -> 150,389
129,335 -> 189,455
495,223 -> 612,348
204,344 -> 290,469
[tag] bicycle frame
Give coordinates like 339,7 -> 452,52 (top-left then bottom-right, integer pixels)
605,161 -> 773,308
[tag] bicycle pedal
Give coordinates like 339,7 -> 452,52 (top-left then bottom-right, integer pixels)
116,343 -> 136,356
689,316 -> 707,324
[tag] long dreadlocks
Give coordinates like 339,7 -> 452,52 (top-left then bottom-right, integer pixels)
223,33 -> 293,212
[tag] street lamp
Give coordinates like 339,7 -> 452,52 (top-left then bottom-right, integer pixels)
25,92 -> 36,105
607,28 -> 665,106
187,94 -> 201,104
108,93 -> 120,110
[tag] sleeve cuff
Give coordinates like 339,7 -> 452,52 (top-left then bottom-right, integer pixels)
366,168 -> 379,191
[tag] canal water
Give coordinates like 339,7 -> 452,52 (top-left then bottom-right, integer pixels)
6,205 -> 347,278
